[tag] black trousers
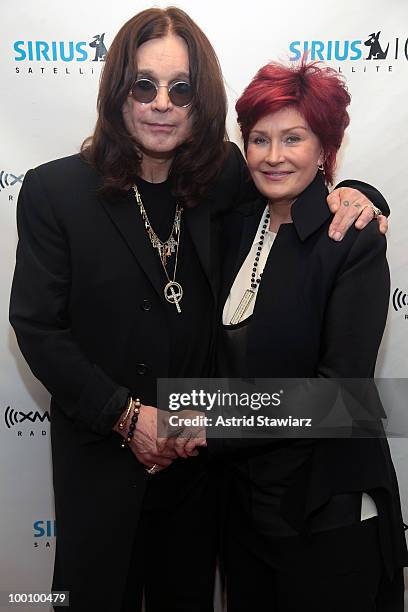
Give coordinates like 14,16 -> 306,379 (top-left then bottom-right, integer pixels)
121,454 -> 218,612
226,516 -> 404,612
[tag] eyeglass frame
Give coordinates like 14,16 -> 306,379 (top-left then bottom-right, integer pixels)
129,77 -> 193,108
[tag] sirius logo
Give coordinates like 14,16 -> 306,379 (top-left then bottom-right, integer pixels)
33,519 -> 56,548
365,32 -> 389,59
289,39 -> 362,61
289,31 -> 408,62
33,520 -> 56,538
0,170 -> 24,190
13,33 -> 108,62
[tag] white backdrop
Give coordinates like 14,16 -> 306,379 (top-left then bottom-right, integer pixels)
1,0 -> 407,609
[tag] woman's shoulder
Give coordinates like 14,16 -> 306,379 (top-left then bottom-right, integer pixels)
315,216 -> 388,277
342,219 -> 387,262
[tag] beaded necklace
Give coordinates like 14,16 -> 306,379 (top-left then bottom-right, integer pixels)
229,207 -> 271,325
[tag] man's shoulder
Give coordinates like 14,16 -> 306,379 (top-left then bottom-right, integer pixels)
220,141 -> 245,176
33,153 -> 101,190
206,141 -> 249,211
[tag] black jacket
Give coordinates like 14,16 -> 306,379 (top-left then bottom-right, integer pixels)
8,142 -> 248,610
217,174 -> 407,576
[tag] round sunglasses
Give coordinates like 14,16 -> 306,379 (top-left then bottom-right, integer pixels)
130,78 -> 193,107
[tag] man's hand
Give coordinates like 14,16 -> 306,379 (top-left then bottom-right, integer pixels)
327,187 -> 388,241
114,404 -> 178,470
157,410 -> 207,459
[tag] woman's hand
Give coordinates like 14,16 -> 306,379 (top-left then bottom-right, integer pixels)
327,187 -> 388,241
157,410 -> 207,459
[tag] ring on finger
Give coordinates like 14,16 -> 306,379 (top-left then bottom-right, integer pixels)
146,463 -> 160,475
370,205 -> 382,219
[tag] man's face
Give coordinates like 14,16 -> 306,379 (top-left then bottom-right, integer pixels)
122,34 -> 193,163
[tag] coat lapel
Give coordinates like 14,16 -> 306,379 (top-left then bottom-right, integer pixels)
99,190 -> 165,301
220,199 -> 266,308
184,201 -> 216,300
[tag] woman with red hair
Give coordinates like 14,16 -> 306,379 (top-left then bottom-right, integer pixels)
218,62 -> 407,611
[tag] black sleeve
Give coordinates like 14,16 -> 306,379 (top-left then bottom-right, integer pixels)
9,169 -> 129,436
334,179 -> 390,216
318,222 -> 390,377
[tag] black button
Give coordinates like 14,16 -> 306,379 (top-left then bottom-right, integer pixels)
141,300 -> 151,311
136,363 -> 148,375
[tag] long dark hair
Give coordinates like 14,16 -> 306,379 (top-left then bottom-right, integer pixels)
81,7 -> 228,206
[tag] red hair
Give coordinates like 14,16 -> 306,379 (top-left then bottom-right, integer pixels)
235,61 -> 351,184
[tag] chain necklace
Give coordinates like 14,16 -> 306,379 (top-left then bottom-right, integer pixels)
132,184 -> 183,313
229,207 -> 270,325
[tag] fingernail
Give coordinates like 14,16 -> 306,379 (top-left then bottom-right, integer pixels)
333,232 -> 342,241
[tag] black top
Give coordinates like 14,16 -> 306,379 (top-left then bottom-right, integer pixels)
135,177 -> 213,379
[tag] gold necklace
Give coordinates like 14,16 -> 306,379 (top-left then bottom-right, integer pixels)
132,184 -> 183,313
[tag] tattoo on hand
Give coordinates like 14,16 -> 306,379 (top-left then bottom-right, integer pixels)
343,200 -> 350,207
353,202 -> 362,209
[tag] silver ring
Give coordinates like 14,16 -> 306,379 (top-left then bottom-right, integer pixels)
146,463 -> 159,475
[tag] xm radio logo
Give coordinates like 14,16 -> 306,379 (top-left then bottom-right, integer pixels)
0,170 -> 24,191
392,288 -> 408,319
13,33 -> 108,62
289,31 -> 408,64
4,405 -> 50,428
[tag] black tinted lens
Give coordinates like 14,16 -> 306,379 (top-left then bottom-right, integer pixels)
169,81 -> 193,106
131,79 -> 157,103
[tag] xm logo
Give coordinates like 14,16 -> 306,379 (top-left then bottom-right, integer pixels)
4,406 -> 50,428
0,170 -> 24,190
392,288 -> 408,312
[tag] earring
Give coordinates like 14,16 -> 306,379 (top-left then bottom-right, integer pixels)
317,162 -> 325,173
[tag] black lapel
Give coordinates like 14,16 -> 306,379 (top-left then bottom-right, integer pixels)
220,198 -> 266,308
99,191 -> 165,301
291,173 -> 331,240
184,202 -> 216,300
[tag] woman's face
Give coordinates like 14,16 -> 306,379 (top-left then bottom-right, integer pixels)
246,107 -> 323,205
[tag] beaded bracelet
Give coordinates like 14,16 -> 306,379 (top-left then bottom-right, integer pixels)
121,398 -> 141,449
